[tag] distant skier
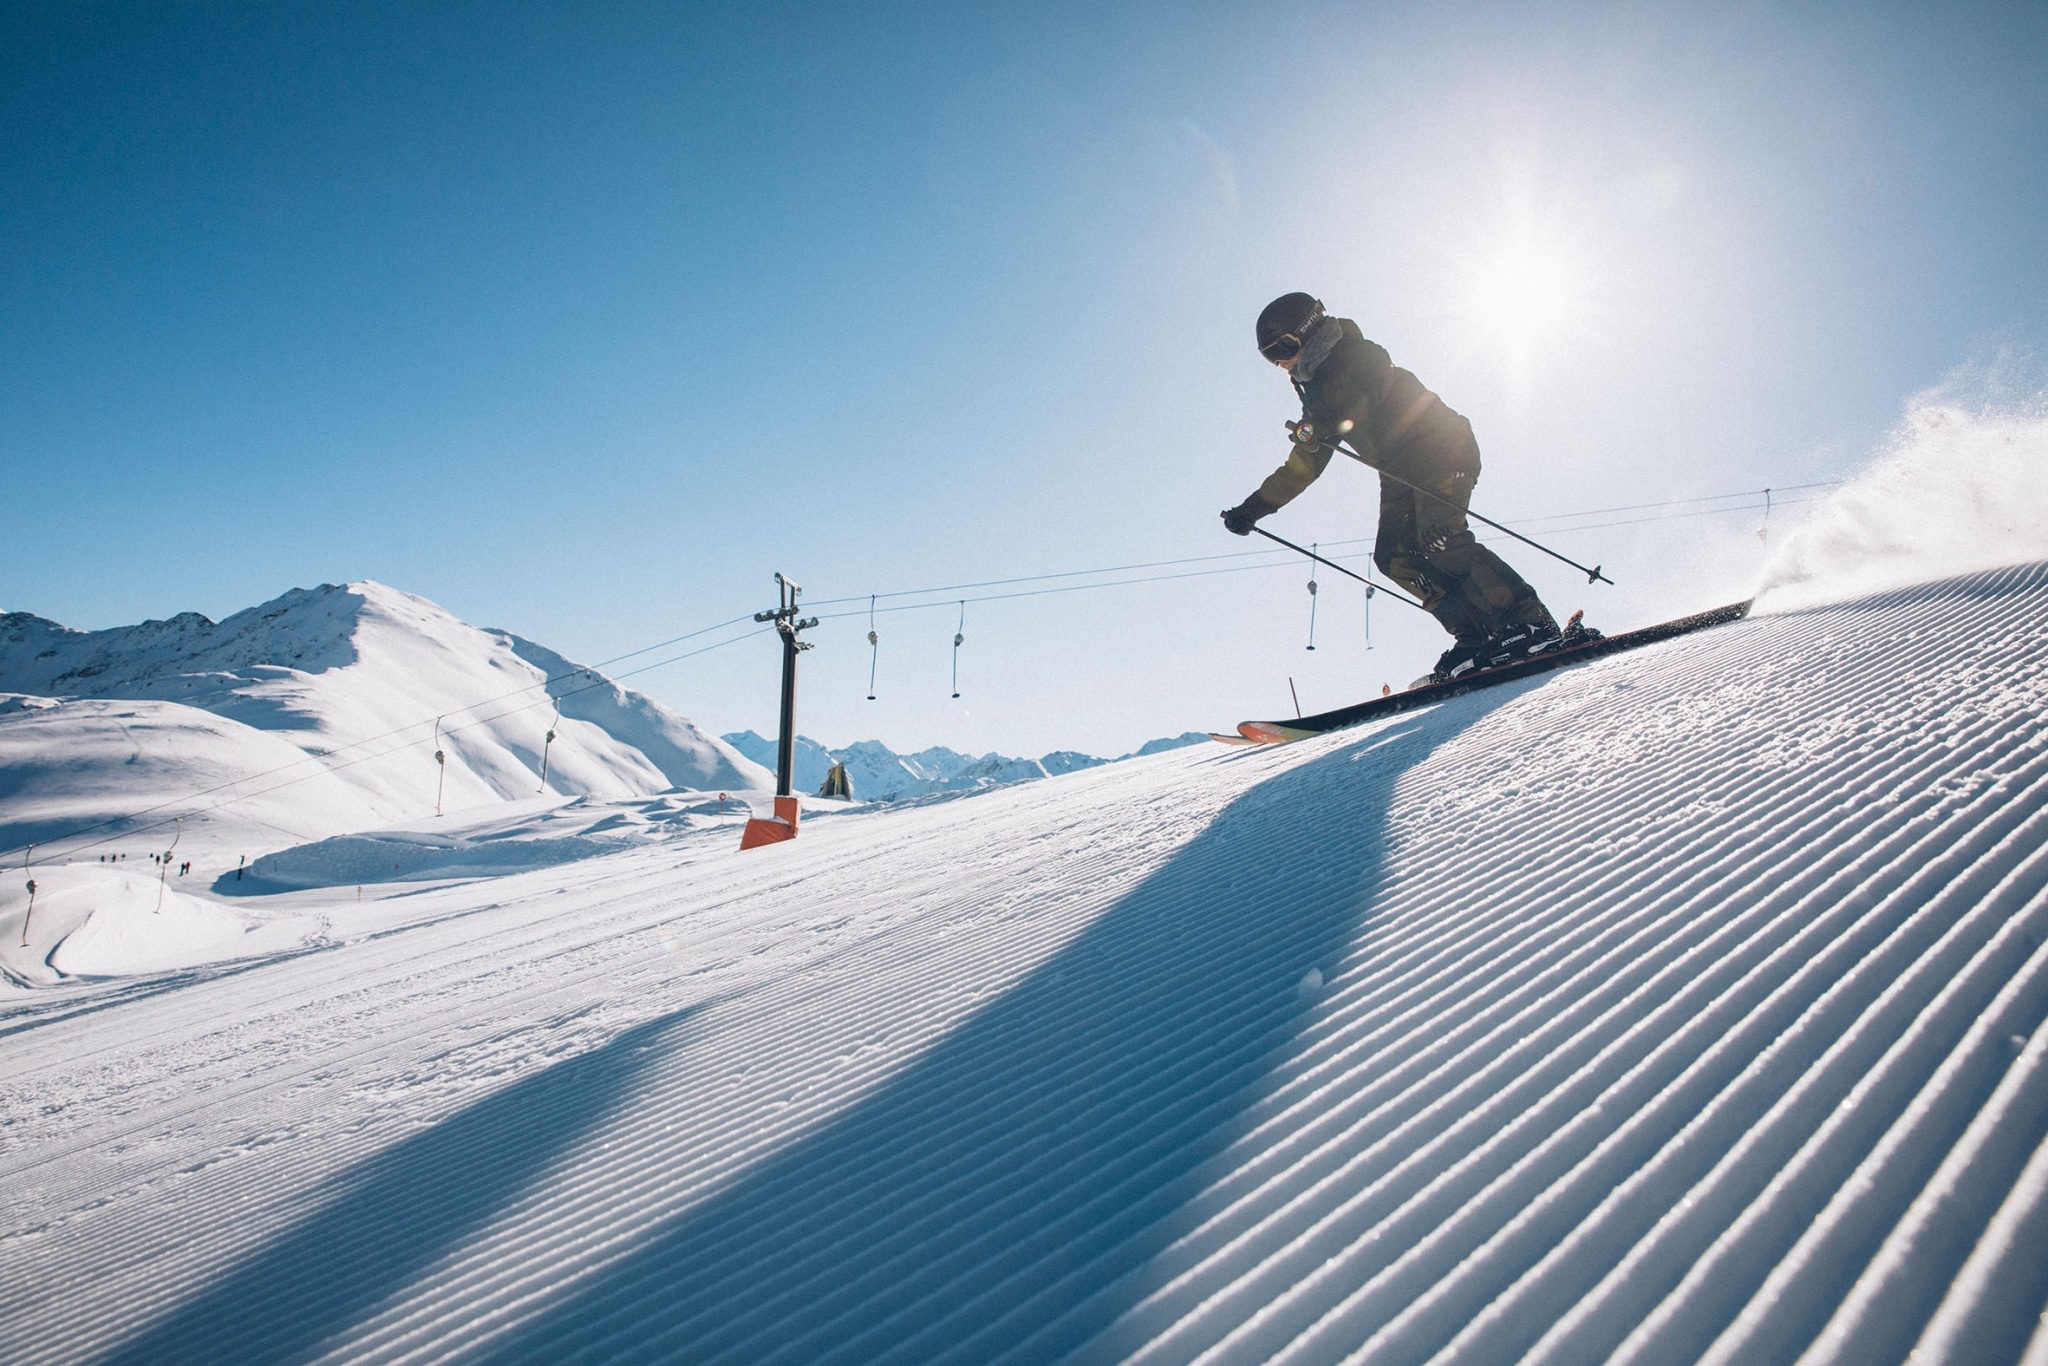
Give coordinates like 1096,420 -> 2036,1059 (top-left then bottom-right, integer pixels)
1223,292 -> 1574,680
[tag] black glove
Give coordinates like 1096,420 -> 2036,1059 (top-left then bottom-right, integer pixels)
1221,492 -> 1279,536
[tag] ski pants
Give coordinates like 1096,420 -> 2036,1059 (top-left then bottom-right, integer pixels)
1372,464 -> 1552,645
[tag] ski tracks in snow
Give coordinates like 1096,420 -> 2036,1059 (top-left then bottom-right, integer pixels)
1,565 -> 2046,1363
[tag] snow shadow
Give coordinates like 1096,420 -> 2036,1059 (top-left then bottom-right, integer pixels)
493,691 -> 1515,1362
100,1007 -> 704,1366
215,831 -> 633,895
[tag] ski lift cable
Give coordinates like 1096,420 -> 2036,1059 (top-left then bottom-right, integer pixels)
803,547 -> 1290,608
0,477 -> 1840,864
1347,480 -> 1844,542
1497,479 -> 1842,528
805,480 -> 1843,611
1244,491 -> 1829,566
809,556 -> 1369,625
1471,492 -> 1832,544
800,484 -> 1816,634
1292,489 -> 1836,559
1495,491 -> 1829,536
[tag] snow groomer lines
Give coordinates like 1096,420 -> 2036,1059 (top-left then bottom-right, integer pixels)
8,562 -> 2047,1362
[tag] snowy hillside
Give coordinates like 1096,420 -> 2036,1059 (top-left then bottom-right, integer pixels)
2,559 -> 2045,1362
0,582 -> 768,856
723,729 -> 1210,800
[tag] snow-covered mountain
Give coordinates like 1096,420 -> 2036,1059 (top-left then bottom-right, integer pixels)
0,581 -> 768,854
721,728 -> 1210,800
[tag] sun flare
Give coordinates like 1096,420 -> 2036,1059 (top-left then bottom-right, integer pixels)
1468,244 -> 1576,355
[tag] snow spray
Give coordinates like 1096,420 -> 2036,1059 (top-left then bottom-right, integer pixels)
1756,378 -> 2048,613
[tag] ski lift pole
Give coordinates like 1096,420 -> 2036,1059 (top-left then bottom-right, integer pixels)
755,572 -> 817,800
741,573 -> 815,851
1299,423 -> 1616,586
433,717 -> 448,816
537,697 -> 562,794
19,844 -> 35,949
153,819 -> 181,915
950,601 -> 965,699
1363,556 -> 1374,649
1246,526 -> 1430,612
1305,542 -> 1320,651
865,594 -> 879,701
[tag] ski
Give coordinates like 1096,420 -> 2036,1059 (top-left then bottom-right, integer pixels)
1228,598 -> 1754,744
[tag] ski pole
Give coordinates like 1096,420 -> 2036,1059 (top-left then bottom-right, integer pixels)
1246,526 -> 1430,612
1292,422 -> 1615,585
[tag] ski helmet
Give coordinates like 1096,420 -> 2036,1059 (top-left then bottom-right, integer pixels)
1256,292 -> 1325,362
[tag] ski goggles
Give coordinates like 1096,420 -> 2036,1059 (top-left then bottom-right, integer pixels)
1258,301 -> 1325,362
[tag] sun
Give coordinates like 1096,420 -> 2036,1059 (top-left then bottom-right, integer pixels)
1467,242 -> 1576,358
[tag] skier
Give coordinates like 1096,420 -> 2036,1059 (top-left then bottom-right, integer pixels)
1222,292 -> 1575,681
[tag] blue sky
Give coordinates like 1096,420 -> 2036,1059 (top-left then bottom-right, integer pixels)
5,2 -> 2045,755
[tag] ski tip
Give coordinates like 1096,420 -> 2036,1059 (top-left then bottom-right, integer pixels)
1207,731 -> 1261,746
1238,720 -> 1314,745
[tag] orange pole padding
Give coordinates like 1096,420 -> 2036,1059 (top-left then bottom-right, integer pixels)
738,795 -> 802,851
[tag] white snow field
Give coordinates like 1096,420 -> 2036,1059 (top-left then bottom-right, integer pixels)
2,558 -> 2045,1363
0,582 -> 771,984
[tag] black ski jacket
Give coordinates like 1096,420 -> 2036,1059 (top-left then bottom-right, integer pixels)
1253,319 -> 1478,512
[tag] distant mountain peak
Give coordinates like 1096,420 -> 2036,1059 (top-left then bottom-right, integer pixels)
721,730 -> 1208,801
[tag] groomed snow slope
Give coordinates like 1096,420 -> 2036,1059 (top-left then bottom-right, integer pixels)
2,564 -> 2046,1364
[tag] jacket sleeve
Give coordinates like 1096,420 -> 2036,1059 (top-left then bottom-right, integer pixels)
1254,439 -> 1335,509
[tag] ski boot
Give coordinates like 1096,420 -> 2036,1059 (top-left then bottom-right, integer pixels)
1478,619 -> 1562,668
1429,641 -> 1484,684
